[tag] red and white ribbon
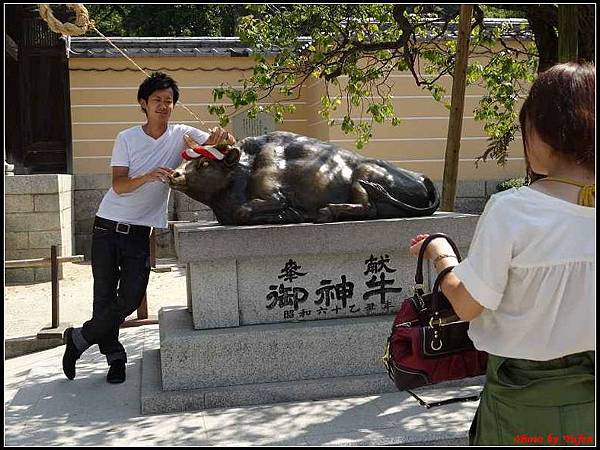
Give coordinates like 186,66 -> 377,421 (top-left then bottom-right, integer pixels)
181,145 -> 225,161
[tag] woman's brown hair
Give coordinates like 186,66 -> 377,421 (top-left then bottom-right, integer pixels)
519,63 -> 595,182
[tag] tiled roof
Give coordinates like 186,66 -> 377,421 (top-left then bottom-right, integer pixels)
68,37 -> 311,58
68,19 -> 532,58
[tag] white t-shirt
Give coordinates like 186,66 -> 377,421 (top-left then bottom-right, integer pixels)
452,186 -> 595,361
96,124 -> 209,228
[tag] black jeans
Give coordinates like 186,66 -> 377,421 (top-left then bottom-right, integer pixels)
79,216 -> 151,364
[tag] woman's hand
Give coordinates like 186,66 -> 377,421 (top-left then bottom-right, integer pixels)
409,234 -> 430,257
409,233 -> 457,262
409,233 -> 482,321
203,127 -> 236,147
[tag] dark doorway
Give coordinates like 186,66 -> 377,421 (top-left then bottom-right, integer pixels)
5,4 -> 73,174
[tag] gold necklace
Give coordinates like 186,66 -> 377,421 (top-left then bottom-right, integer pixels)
538,177 -> 595,207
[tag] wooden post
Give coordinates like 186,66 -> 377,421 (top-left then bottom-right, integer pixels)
441,4 -> 473,211
137,297 -> 149,321
50,245 -> 59,328
558,5 -> 578,63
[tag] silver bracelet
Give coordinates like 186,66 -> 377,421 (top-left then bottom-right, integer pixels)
433,254 -> 458,267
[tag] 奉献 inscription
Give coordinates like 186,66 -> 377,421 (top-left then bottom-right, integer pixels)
264,254 -> 405,322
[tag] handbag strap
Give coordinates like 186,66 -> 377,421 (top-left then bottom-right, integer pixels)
406,388 -> 481,409
430,265 -> 456,317
414,233 -> 462,288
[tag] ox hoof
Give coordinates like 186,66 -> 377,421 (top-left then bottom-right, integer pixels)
233,205 -> 253,223
316,207 -> 334,223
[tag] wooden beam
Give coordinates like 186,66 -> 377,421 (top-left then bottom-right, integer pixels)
441,5 -> 473,211
120,317 -> 159,328
5,255 -> 84,269
5,33 -> 19,61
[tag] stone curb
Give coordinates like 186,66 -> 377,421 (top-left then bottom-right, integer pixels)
5,335 -> 65,359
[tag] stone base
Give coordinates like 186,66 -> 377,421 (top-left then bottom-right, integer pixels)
159,307 -> 395,392
143,307 -> 486,414
141,349 -> 396,415
150,213 -> 484,415
142,346 -> 484,415
175,212 -> 480,330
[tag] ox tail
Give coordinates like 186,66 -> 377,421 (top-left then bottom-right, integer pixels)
358,178 -> 440,216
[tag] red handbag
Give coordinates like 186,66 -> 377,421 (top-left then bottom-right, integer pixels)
382,233 -> 488,408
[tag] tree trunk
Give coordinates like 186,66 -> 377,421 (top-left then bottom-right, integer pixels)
440,5 -> 473,212
491,5 -> 559,73
558,5 -> 578,63
577,4 -> 595,63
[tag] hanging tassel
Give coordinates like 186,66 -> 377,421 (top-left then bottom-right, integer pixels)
578,184 -> 595,207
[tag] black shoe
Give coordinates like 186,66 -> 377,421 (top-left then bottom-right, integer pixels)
62,327 -> 80,380
106,360 -> 126,384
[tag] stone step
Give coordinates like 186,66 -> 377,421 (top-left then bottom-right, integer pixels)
159,306 -> 397,391
143,348 -> 483,415
144,348 -> 397,414
157,307 -> 485,400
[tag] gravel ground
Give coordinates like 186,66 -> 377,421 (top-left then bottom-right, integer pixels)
4,260 -> 188,339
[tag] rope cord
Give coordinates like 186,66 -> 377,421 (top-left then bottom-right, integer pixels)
37,4 -> 206,126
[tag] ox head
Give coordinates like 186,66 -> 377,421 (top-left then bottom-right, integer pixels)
168,145 -> 241,203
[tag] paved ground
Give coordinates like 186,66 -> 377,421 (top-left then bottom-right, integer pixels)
4,261 -> 480,446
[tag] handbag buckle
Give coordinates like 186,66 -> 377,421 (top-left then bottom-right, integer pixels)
431,339 -> 443,351
429,317 -> 443,328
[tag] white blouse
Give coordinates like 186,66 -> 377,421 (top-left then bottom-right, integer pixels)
452,186 -> 595,361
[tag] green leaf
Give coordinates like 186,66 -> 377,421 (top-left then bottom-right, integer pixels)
197,4 -> 540,161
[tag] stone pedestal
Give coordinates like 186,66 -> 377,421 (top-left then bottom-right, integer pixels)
141,212 -> 480,414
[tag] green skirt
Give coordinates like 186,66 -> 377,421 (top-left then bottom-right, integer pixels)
469,351 -> 595,446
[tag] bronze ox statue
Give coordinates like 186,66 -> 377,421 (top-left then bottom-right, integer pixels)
168,131 -> 439,225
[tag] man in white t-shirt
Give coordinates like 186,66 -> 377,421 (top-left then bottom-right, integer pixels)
62,72 -> 236,383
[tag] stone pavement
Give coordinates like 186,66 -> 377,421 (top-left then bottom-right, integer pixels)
5,325 -> 482,446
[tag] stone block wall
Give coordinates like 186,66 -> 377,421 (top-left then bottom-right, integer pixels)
172,191 -> 215,222
433,179 -> 504,214
5,175 -> 74,283
73,174 -> 111,260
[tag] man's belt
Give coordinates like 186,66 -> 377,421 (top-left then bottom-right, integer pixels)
94,216 -> 152,237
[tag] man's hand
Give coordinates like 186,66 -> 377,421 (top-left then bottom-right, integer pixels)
113,165 -> 174,194
203,127 -> 236,146
144,166 -> 175,184
184,134 -> 200,149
